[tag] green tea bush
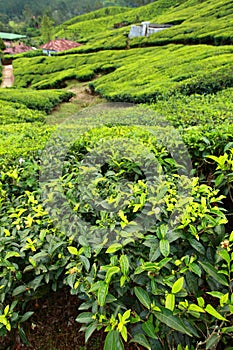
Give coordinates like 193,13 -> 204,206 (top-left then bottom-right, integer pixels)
130,0 -> 233,47
1,122 -> 232,349
3,50 -> 44,61
32,68 -> 95,89
149,89 -> 233,128
0,123 -> 54,163
0,89 -> 74,113
207,148 -> 233,217
0,100 -> 46,124
12,45 -> 233,102
50,0 -> 233,54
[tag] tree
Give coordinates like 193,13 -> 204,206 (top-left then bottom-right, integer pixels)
40,14 -> 54,43
0,38 -> 6,50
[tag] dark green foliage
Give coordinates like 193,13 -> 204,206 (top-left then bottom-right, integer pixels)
0,0 -> 125,24
0,111 -> 232,348
0,1 -> 233,348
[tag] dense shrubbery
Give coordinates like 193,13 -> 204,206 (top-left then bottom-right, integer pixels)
12,45 -> 233,103
0,89 -> 74,113
0,103 -> 233,349
0,100 -> 46,124
1,1 -> 233,347
0,122 -> 54,163
51,0 -> 233,53
149,89 -> 233,128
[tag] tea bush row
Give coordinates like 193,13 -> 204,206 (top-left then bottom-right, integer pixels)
12,45 -> 233,103
51,0 -> 233,53
149,88 -> 233,128
0,100 -> 46,125
0,89 -> 74,113
130,0 -> 233,47
55,0 -> 178,44
0,123 -> 54,164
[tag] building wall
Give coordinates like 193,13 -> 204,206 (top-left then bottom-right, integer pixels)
129,22 -> 170,39
129,25 -> 143,39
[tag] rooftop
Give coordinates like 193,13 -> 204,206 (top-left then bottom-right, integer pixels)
4,44 -> 33,55
0,32 -> 27,40
40,39 -> 81,52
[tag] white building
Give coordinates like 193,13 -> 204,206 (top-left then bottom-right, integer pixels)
129,21 -> 172,39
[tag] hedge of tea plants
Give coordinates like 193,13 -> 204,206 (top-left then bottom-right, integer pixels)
1,0 -> 233,345
0,101 -> 46,125
1,102 -> 233,349
54,0 -> 179,48
0,88 -> 74,163
12,45 -> 233,103
149,89 -> 233,128
51,0 -> 233,54
0,89 -> 74,113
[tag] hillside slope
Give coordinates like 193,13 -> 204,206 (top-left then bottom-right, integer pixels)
10,0 -> 233,104
54,0 -> 233,51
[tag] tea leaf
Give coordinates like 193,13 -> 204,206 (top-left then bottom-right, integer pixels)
134,287 -> 151,309
199,261 -> 228,286
205,304 -> 228,321
172,277 -> 184,294
106,243 -> 122,254
105,266 -> 120,284
154,308 -> 198,337
142,319 -> 158,339
119,254 -> 129,275
104,330 -> 124,350
76,312 -> 93,324
12,285 -> 27,296
85,322 -> 98,343
130,333 -> 152,350
98,282 -> 109,306
165,293 -> 175,311
159,239 -> 170,257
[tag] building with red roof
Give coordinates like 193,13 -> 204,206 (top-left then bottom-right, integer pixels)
40,39 -> 81,55
3,43 -> 33,55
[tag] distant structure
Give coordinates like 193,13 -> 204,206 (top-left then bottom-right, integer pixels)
0,32 -> 31,56
0,32 -> 27,41
129,21 -> 172,39
4,43 -> 33,55
40,39 -> 82,56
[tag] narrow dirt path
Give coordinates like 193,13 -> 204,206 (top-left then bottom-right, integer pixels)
47,82 -> 104,125
1,64 -> 14,88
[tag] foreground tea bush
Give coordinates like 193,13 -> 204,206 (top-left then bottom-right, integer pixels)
0,123 -> 232,349
0,123 -> 54,163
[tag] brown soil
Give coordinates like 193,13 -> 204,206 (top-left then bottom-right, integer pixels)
0,288 -> 102,350
0,288 -> 143,350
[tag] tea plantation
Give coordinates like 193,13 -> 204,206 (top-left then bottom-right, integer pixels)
1,0 -> 233,349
